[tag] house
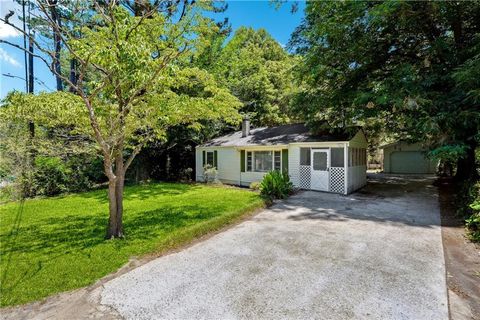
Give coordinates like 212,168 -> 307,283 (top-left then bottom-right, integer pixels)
381,141 -> 438,174
195,119 -> 367,195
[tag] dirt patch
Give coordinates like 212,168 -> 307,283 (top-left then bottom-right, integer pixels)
437,178 -> 480,320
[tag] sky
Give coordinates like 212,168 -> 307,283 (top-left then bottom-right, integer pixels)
0,0 -> 305,99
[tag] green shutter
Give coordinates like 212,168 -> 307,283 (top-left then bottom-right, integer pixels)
202,150 -> 206,167
214,150 -> 218,168
282,149 -> 288,173
240,150 -> 245,172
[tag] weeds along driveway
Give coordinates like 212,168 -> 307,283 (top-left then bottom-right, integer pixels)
100,175 -> 448,320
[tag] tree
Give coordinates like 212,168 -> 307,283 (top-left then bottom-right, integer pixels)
289,1 -> 480,179
1,1 -> 240,238
207,27 -> 297,126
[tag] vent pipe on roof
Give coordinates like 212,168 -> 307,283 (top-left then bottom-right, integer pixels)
242,116 -> 250,137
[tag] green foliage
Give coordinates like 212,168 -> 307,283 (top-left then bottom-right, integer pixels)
290,1 -> 480,175
203,27 -> 297,126
0,182 -> 265,306
260,170 -> 293,200
463,181 -> 480,242
0,101 -> 104,199
32,156 -> 69,196
428,145 -> 467,163
466,213 -> 480,242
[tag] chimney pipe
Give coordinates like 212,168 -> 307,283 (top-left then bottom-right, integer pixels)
242,117 -> 250,137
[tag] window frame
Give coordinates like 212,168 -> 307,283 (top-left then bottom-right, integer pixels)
206,151 -> 215,167
245,149 -> 283,173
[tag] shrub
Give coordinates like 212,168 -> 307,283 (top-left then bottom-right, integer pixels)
260,170 -> 293,200
32,156 -> 69,196
466,213 -> 480,242
465,181 -> 480,242
203,164 -> 219,184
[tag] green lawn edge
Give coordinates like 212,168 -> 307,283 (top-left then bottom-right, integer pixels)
0,183 -> 265,307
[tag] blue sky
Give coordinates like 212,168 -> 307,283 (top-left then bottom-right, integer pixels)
0,0 -> 304,99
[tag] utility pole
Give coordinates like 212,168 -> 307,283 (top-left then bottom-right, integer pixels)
22,0 -> 28,92
28,1 -> 34,137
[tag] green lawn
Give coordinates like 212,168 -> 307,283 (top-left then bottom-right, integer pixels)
0,183 -> 264,307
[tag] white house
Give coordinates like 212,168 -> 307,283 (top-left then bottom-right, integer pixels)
195,119 -> 368,194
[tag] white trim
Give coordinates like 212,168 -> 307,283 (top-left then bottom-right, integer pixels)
310,148 -> 330,191
287,142 -> 347,147
196,141 -> 349,150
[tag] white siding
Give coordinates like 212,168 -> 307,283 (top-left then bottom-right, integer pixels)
346,131 -> 368,193
217,148 -> 240,184
195,148 -> 204,182
349,130 -> 368,147
239,172 -> 267,187
196,147 -> 240,184
288,145 -> 300,187
347,166 -> 367,193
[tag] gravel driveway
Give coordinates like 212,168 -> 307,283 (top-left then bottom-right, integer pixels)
99,174 -> 448,320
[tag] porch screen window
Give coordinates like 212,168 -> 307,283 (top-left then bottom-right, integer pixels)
313,152 -> 327,170
300,148 -> 311,165
254,151 -> 273,172
274,151 -> 281,171
331,148 -> 344,167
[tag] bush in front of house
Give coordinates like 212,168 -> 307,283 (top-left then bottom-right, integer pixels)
260,170 -> 293,200
203,164 -> 219,184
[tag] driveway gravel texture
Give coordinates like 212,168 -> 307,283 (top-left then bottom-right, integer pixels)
100,175 -> 448,320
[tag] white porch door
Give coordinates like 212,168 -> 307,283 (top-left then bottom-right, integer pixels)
310,149 -> 329,191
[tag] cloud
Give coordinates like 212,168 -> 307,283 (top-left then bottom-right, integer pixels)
0,47 -> 21,67
0,0 -> 22,39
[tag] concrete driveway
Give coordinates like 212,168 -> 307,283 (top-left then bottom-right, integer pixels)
100,175 -> 448,320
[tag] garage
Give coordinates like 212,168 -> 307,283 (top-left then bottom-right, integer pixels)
381,142 -> 438,174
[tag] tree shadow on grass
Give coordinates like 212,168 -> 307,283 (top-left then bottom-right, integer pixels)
0,203 -> 222,295
77,182 -> 201,203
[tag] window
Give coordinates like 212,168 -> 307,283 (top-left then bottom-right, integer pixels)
247,151 -> 252,171
331,148 -> 344,167
274,151 -> 281,171
300,148 -> 311,165
348,148 -> 352,167
313,152 -> 327,171
254,151 -> 273,172
206,151 -> 214,166
244,150 -> 283,172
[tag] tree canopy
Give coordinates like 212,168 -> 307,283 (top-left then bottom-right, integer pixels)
1,1 -> 241,237
289,1 -> 480,178
206,27 -> 298,126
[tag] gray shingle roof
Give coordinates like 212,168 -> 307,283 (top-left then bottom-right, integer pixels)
199,123 -> 359,147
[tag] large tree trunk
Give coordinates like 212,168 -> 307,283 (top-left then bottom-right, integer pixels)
106,179 -> 119,238
455,142 -> 478,181
106,154 -> 126,239
69,59 -> 77,92
49,0 -> 63,91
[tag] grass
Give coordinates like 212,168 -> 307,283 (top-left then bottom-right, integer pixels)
0,182 -> 264,307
